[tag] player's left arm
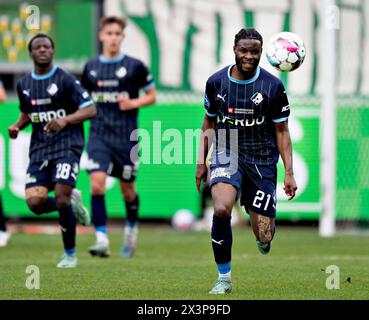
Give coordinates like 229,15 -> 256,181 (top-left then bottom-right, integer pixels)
44,104 -> 96,133
118,86 -> 156,111
272,81 -> 297,200
44,74 -> 96,133
118,62 -> 156,111
275,120 -> 297,200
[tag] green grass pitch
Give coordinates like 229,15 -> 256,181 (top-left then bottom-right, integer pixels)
1,225 -> 369,300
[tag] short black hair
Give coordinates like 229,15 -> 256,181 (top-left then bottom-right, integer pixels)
28,33 -> 55,52
234,28 -> 263,47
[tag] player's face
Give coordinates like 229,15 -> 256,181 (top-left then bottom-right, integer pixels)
99,23 -> 124,54
29,37 -> 54,67
233,38 -> 262,74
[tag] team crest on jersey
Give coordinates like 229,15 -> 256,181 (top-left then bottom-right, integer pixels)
115,67 -> 127,78
89,70 -> 97,78
251,92 -> 263,105
47,83 -> 58,96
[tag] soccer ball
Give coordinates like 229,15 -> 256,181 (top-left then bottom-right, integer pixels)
171,209 -> 196,231
266,32 -> 306,72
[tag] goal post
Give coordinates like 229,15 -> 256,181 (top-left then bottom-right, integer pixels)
319,0 -> 337,237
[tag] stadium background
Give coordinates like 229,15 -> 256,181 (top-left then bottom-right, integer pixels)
0,0 -> 367,224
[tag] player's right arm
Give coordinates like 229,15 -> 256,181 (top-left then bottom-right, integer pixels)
8,112 -> 31,139
196,80 -> 218,192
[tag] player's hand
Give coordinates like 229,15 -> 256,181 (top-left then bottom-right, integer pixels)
117,96 -> 138,111
283,173 -> 297,200
44,118 -> 68,133
195,163 -> 208,193
8,125 -> 20,139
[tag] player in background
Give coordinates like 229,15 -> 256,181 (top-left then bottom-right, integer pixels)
8,34 -> 96,267
196,28 -> 297,294
0,77 -> 10,247
82,16 -> 156,258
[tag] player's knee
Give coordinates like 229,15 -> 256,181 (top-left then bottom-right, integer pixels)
213,203 -> 232,218
91,181 -> 105,195
120,182 -> 136,202
27,197 -> 47,215
123,190 -> 136,202
55,194 -> 70,210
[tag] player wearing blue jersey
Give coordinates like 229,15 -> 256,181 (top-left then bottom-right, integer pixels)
82,17 -> 156,258
8,34 -> 96,267
196,29 -> 297,294
0,77 -> 10,247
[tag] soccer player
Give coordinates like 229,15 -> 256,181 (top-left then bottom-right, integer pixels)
8,34 -> 96,267
81,16 -> 156,258
195,28 -> 298,294
0,77 -> 10,247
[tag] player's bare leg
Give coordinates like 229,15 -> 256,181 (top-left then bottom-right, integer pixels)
119,181 -> 139,258
88,171 -> 110,257
249,209 -> 275,254
119,181 -> 137,203
208,183 -> 236,294
91,171 -> 107,196
25,186 -> 52,214
54,184 -> 77,268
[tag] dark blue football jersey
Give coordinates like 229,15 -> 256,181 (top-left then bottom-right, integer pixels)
204,65 -> 290,165
17,66 -> 93,162
81,54 -> 154,146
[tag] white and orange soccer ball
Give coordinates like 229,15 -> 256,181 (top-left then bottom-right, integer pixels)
266,32 -> 306,72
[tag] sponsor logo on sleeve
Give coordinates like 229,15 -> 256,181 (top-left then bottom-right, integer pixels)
282,105 -> 290,112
